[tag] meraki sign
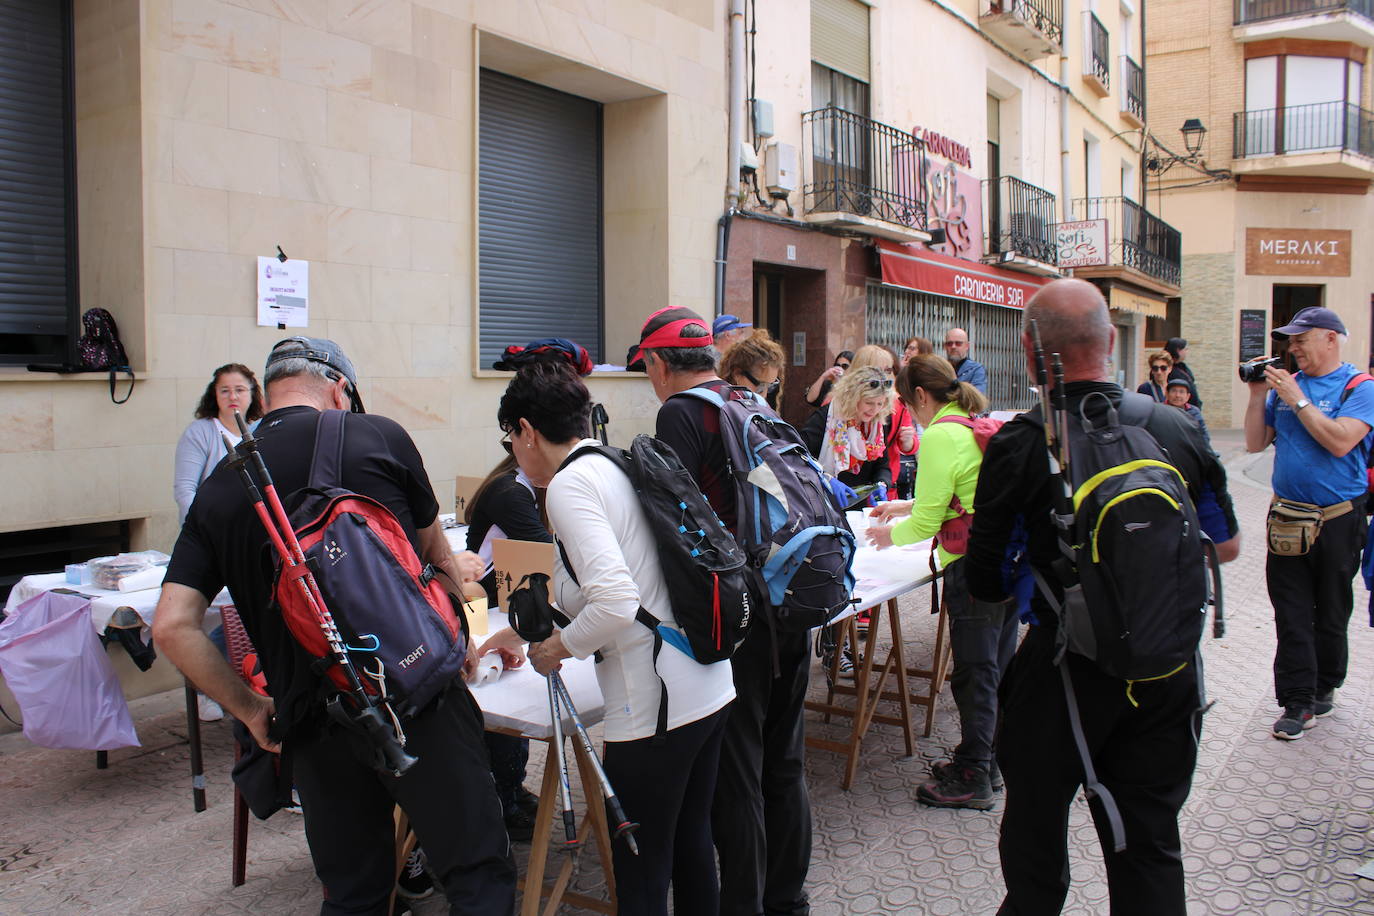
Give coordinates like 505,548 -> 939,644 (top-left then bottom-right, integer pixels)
1245,228 -> 1351,277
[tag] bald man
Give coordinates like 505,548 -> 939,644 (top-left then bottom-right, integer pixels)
942,327 -> 987,394
964,279 -> 1240,916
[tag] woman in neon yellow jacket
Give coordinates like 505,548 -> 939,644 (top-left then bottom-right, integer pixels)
866,354 -> 1020,811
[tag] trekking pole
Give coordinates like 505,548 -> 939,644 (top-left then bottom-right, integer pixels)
546,676 -> 580,851
222,416 -> 417,776
552,673 -> 640,856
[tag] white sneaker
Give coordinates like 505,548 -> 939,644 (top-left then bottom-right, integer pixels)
197,694 -> 224,722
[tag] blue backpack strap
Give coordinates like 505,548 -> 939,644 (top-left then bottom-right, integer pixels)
309,410 -> 347,490
672,385 -> 727,409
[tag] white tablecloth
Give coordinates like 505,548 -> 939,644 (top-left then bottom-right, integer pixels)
4,574 -> 231,634
846,537 -> 940,617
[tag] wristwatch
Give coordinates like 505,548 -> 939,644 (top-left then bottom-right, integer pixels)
1294,398 -> 1310,411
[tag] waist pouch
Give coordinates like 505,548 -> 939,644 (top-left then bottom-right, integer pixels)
1267,497 -> 1352,556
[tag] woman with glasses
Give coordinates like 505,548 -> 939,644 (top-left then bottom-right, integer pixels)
847,345 -> 918,497
506,360 -> 735,916
804,349 -> 854,407
801,366 -> 896,491
866,354 -> 1017,811
172,363 -> 264,721
719,330 -> 785,402
1137,350 -> 1173,402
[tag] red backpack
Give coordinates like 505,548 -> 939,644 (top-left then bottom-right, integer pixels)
274,411 -> 468,718
927,414 -> 1006,554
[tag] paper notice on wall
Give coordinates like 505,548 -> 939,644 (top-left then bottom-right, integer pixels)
257,257 -> 309,327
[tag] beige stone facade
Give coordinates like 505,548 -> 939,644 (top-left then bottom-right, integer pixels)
1,0 -> 723,551
1148,0 -> 1374,427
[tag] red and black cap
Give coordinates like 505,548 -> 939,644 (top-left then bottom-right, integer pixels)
630,306 -> 712,365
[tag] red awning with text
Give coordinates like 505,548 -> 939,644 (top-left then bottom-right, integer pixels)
876,240 -> 1050,310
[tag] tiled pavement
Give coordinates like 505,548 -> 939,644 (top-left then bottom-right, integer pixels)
3,430 -> 1373,915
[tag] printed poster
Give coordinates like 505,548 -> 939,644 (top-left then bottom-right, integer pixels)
257,257 -> 310,327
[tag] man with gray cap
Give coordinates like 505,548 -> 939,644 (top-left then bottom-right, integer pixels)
154,337 -> 516,914
1244,307 -> 1374,740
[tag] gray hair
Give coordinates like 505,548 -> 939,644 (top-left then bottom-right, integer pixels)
648,343 -> 720,373
1022,286 -> 1112,359
263,356 -> 344,390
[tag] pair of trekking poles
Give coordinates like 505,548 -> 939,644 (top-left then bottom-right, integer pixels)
507,572 -> 640,857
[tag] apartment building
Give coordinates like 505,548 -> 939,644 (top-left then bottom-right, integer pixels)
0,0 -> 726,582
1148,0 -> 1373,427
725,0 -> 1181,422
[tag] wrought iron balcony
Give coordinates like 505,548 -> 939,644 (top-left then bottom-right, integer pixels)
1121,56 -> 1145,126
1234,0 -> 1373,25
983,176 -> 1058,266
979,0 -> 1063,60
1082,11 -> 1110,94
1234,101 -> 1374,160
802,106 -> 929,240
1071,197 -> 1182,289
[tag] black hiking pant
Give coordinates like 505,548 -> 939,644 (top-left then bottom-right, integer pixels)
944,558 -> 1020,771
711,623 -> 813,916
291,681 -> 516,915
601,706 -> 729,916
1267,499 -> 1366,708
996,627 -> 1200,916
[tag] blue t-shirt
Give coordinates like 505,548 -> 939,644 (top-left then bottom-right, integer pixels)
1265,362 -> 1374,505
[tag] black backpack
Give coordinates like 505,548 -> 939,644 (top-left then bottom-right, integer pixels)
76,308 -> 135,404
675,386 -> 856,631
1041,392 -> 1208,681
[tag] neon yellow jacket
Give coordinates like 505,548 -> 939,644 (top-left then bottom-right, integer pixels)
890,401 -> 984,566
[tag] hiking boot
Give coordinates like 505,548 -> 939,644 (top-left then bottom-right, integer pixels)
1272,705 -> 1316,740
917,764 -> 995,810
396,847 -> 434,900
513,786 -> 540,818
1314,690 -> 1335,718
504,805 -> 537,843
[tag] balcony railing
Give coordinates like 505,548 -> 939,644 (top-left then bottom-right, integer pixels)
1121,56 -> 1144,124
983,175 -> 1057,265
1072,197 -> 1182,288
1234,0 -> 1373,25
980,0 -> 1064,51
802,107 -> 929,232
1084,11 -> 1110,90
1233,101 -> 1374,158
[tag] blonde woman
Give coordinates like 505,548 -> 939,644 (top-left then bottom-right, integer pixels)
801,365 -> 895,490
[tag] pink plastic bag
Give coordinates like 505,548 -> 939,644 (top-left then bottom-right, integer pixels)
0,591 -> 140,750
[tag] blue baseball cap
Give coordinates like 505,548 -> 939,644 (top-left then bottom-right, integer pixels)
1272,307 -> 1347,339
712,314 -> 752,337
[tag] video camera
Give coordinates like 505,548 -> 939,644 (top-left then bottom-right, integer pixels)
1238,355 -> 1281,384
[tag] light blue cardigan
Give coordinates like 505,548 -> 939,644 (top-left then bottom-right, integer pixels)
173,418 -> 233,526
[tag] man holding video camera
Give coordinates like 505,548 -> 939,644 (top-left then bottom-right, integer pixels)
1243,307 -> 1374,741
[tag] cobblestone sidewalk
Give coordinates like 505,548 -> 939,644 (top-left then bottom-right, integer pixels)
2,431 -> 1372,914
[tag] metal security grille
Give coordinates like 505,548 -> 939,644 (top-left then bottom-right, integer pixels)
866,282 -> 1036,411
0,0 -> 77,363
478,70 -> 602,367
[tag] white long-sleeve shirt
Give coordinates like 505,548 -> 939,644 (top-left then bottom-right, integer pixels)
547,440 -> 735,742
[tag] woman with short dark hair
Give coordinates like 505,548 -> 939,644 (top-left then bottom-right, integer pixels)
499,361 -> 735,916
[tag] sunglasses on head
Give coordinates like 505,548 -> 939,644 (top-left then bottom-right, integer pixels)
741,369 -> 780,395
862,377 -> 894,391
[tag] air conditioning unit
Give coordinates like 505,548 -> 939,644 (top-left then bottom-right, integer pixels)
766,142 -> 799,198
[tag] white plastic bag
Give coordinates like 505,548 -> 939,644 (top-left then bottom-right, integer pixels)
0,591 -> 140,750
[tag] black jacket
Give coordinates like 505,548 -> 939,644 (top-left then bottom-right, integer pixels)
964,382 -> 1238,619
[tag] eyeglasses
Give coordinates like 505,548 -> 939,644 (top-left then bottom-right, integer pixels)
862,378 -> 894,391
499,429 -> 513,455
216,386 -> 251,397
741,369 -> 780,396
943,340 -> 964,348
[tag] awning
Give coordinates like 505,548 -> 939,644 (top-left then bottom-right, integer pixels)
876,240 -> 1050,310
1106,284 -> 1168,319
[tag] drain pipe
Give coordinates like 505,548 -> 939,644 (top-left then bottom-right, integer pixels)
718,0 -> 746,318
1060,50 -> 1072,223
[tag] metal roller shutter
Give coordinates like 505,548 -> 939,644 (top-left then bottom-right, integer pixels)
811,0 -> 870,83
0,0 -> 76,362
478,69 -> 602,368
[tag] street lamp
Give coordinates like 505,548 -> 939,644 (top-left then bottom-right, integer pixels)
1147,119 -> 1210,174
1180,119 -> 1207,156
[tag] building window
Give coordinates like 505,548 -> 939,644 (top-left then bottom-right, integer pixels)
811,0 -> 870,90
477,69 -> 603,367
810,0 -> 870,221
0,0 -> 78,365
1242,52 -> 1365,156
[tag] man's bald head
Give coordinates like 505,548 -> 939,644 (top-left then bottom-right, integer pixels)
1022,279 -> 1114,382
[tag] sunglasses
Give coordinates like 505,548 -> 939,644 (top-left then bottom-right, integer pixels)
862,378 -> 894,391
500,429 -> 513,455
1151,365 -> 1169,372
741,369 -> 780,395
835,361 -> 851,370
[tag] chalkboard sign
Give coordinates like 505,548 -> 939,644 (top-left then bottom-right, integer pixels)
1239,309 -> 1267,361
